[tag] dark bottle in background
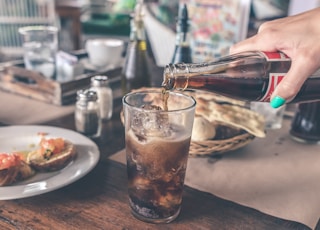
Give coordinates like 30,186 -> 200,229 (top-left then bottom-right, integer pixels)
162,51 -> 320,103
290,101 -> 320,143
171,4 -> 192,64
121,0 -> 151,94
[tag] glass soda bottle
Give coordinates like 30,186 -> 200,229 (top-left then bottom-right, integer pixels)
162,51 -> 320,103
121,0 -> 151,94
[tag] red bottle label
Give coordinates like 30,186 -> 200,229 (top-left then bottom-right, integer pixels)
259,74 -> 285,102
261,52 -> 290,61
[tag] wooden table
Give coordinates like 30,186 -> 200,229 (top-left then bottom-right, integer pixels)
0,84 -> 314,229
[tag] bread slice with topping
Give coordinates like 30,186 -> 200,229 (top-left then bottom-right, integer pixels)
0,153 -> 35,186
27,138 -> 76,172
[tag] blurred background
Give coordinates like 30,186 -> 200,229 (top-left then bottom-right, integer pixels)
0,0 -> 320,64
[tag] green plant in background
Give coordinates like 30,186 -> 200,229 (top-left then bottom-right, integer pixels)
109,0 -> 135,27
82,0 -> 137,37
113,0 -> 137,13
151,0 -> 179,29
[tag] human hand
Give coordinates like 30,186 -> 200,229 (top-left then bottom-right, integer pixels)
230,7 -> 320,108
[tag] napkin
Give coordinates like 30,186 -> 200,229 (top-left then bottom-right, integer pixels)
110,118 -> 320,229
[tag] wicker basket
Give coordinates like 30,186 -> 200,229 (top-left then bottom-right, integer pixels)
189,132 -> 255,157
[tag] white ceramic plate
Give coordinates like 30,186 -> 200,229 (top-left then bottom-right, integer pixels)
0,125 -> 100,200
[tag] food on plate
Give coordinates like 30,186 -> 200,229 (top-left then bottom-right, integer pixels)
0,153 -> 35,186
0,135 -> 77,186
27,137 -> 76,172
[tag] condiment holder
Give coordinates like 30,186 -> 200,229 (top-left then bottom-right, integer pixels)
75,89 -> 101,137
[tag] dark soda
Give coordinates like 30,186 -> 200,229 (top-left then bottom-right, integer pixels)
166,73 -> 320,103
125,126 -> 191,223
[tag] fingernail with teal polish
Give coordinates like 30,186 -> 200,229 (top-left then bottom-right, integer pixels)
270,96 -> 286,108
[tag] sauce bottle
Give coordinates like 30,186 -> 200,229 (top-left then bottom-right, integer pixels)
121,0 -> 151,94
171,4 -> 192,64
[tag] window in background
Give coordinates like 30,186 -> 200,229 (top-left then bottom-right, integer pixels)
0,0 -> 56,57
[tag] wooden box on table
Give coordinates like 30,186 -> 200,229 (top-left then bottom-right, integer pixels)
0,53 -> 122,105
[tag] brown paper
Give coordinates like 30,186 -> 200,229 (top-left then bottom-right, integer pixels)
111,119 -> 320,229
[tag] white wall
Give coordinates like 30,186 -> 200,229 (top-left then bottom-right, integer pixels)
288,0 -> 320,15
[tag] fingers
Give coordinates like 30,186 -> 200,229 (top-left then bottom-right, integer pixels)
230,18 -> 290,55
270,56 -> 318,108
230,31 -> 279,54
229,36 -> 258,54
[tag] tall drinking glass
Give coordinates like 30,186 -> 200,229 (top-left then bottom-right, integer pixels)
290,101 -> 320,143
19,26 -> 58,79
122,91 -> 196,223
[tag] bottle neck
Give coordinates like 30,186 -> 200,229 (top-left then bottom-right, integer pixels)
130,15 -> 146,39
129,19 -> 147,51
174,26 -> 191,47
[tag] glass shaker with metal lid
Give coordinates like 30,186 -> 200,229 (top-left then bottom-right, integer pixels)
75,89 -> 100,137
90,75 -> 113,121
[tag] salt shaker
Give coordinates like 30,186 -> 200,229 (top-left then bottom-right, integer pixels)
75,89 -> 100,137
90,75 -> 113,121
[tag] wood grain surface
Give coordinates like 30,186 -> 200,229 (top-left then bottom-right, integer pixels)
0,79 -> 312,230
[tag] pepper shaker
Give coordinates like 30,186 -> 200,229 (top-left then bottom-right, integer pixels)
75,89 -> 100,137
90,75 -> 113,121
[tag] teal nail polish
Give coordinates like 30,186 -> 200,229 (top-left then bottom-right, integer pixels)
270,96 -> 286,108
